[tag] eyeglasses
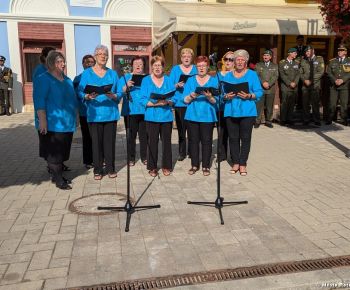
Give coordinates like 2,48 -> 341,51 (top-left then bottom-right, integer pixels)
224,58 -> 234,62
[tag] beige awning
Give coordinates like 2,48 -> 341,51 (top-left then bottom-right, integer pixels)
153,1 -> 331,48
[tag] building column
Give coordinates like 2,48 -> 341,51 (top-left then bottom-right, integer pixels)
64,23 -> 76,80
7,20 -> 24,113
101,24 -> 112,68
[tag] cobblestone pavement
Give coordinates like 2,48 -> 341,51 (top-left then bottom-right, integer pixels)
0,113 -> 350,290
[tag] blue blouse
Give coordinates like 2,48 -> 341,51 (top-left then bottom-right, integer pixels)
78,67 -> 121,123
73,73 -> 88,117
222,70 -> 263,118
32,64 -> 47,81
140,75 -> 175,123
183,76 -> 219,123
33,72 -> 78,132
169,64 -> 197,108
117,73 -> 146,116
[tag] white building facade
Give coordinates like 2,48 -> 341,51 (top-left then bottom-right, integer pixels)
0,0 -> 152,112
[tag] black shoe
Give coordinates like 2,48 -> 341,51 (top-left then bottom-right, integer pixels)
6,112 -> 11,116
287,121 -> 295,126
265,122 -> 273,128
280,121 -> 286,126
52,176 -> 72,184
303,121 -> 310,126
0,112 -> 5,116
325,121 -> 332,125
84,164 -> 93,169
56,180 -> 72,190
254,123 -> 260,128
62,164 -> 71,171
314,121 -> 321,127
178,156 -> 185,161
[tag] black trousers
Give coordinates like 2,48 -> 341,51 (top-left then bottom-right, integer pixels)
187,121 -> 214,168
146,121 -> 172,171
226,117 -> 255,166
216,111 -> 229,161
0,88 -> 10,114
89,121 -> 117,175
80,116 -> 93,165
175,107 -> 188,157
124,115 -> 147,162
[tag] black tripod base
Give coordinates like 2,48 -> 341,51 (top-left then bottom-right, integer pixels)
98,200 -> 160,232
187,197 -> 247,225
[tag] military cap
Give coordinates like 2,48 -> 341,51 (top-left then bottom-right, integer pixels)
263,49 -> 273,56
304,45 -> 313,52
338,44 -> 348,51
0,55 -> 6,61
287,47 -> 297,53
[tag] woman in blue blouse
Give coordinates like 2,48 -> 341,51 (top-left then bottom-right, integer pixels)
217,50 -> 235,163
140,56 -> 175,177
73,54 -> 95,169
32,46 -> 55,81
33,51 -> 77,190
223,49 -> 263,176
169,48 -> 197,161
117,56 -> 147,166
183,56 -> 218,176
78,45 -> 121,180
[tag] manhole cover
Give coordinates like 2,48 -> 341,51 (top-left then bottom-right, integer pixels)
69,193 -> 134,215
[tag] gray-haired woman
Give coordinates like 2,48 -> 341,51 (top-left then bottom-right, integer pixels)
222,49 -> 263,176
78,45 -> 121,180
33,51 -> 78,190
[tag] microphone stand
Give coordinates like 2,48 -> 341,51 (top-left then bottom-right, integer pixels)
187,66 -> 247,225
98,70 -> 160,232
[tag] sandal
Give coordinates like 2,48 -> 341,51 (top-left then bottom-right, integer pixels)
230,164 -> 240,174
129,161 -> 135,166
202,168 -> 210,176
142,160 -> 147,165
94,174 -> 103,180
239,166 -> 247,176
162,168 -> 171,176
149,169 -> 158,177
108,172 -> 118,178
188,167 -> 199,175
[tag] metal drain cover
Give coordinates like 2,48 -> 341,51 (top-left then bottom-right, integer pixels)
69,193 -> 133,215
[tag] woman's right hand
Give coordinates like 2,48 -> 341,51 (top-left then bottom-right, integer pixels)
176,81 -> 184,88
190,92 -> 198,99
39,119 -> 48,135
124,81 -> 134,92
224,92 -> 235,100
85,93 -> 97,100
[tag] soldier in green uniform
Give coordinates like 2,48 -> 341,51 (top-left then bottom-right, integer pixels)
326,44 -> 350,125
300,45 -> 324,126
278,47 -> 300,126
0,56 -> 13,116
255,49 -> 279,128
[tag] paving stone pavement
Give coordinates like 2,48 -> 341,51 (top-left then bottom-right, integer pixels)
0,113 -> 350,290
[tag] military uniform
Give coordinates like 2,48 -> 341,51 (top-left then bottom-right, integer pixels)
300,54 -> 325,124
279,57 -> 300,124
0,56 -> 13,116
326,56 -> 350,124
255,61 -> 279,125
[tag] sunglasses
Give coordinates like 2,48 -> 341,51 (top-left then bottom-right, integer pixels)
223,57 -> 234,62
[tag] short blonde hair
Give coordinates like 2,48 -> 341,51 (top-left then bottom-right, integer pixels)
151,55 -> 165,67
233,49 -> 249,62
181,48 -> 194,57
